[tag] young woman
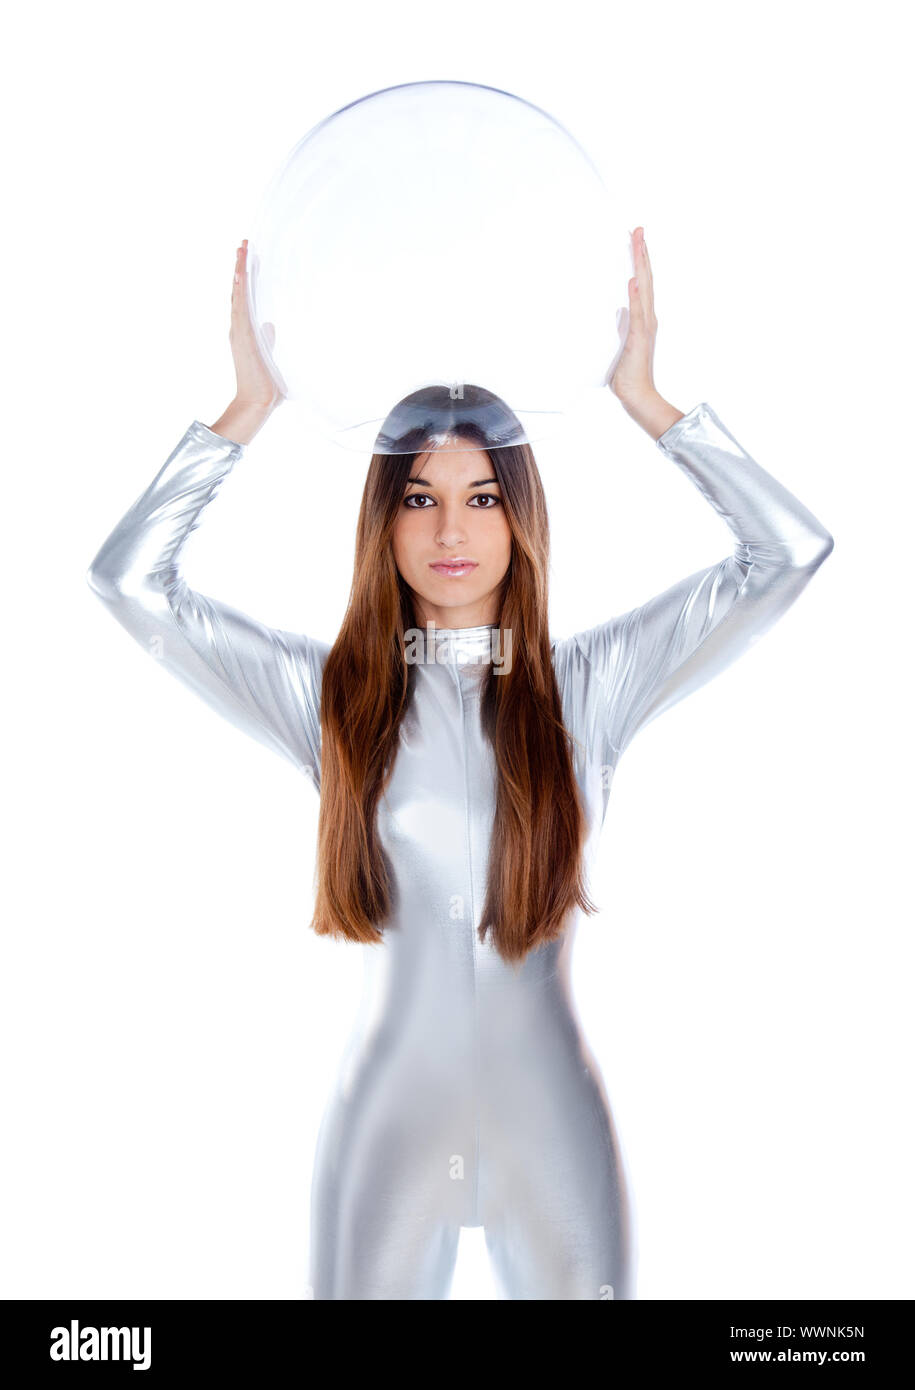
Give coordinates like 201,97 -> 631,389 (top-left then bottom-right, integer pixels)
87,229 -> 834,1300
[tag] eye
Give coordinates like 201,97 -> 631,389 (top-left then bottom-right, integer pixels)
403,493 -> 502,509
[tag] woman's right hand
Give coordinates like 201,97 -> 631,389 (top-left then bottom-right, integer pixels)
230,239 -> 285,411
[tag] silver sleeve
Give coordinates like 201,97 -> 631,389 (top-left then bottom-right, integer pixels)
86,419 -> 327,789
558,402 -> 835,760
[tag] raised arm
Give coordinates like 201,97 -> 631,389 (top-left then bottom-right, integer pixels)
562,400 -> 834,759
86,239 -> 325,788
86,416 -> 327,788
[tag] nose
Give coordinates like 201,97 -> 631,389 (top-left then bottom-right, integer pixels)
435,502 -> 468,548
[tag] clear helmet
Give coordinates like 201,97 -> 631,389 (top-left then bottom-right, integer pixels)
247,79 -> 622,454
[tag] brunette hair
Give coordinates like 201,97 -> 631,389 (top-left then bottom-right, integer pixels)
310,385 -> 596,965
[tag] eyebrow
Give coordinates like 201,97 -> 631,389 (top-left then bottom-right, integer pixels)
406,475 -> 499,488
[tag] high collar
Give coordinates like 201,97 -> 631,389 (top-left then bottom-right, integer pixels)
406,622 -> 501,666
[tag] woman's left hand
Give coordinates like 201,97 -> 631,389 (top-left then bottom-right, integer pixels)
606,227 -> 658,407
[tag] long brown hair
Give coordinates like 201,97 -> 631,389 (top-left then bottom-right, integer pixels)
310,385 -> 597,965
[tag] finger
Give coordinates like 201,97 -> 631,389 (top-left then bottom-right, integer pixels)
232,242 -> 249,311
634,227 -> 655,317
630,227 -> 652,288
627,275 -> 645,328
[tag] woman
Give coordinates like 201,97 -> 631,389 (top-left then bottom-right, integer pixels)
87,229 -> 834,1299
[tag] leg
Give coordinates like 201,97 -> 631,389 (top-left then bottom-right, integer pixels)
308,1086 -> 467,1300
479,1073 -> 637,1299
311,1177 -> 462,1300
483,1183 -> 635,1300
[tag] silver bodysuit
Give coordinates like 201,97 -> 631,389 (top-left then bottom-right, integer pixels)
87,402 -> 834,1299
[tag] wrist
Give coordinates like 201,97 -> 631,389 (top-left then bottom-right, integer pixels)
618,390 -> 683,441
208,397 -> 276,446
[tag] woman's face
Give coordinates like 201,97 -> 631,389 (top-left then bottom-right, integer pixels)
391,436 -> 512,629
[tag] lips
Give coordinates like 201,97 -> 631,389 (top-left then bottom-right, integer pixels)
430,560 -> 478,576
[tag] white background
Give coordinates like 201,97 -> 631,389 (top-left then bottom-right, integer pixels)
2,0 -> 911,1300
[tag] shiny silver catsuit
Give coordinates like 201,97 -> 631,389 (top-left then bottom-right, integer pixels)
87,402 -> 834,1299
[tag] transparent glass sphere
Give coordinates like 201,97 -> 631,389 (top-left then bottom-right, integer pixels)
247,80 -> 620,454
